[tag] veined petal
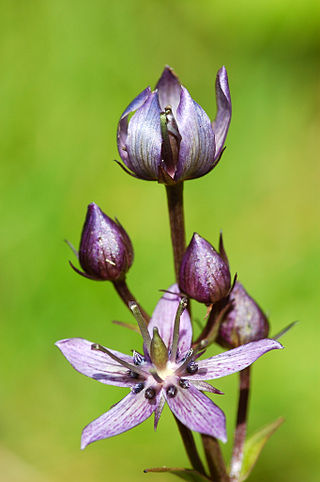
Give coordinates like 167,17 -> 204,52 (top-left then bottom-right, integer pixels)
117,87 -> 151,165
148,284 -> 192,359
190,339 -> 283,381
155,66 -> 181,113
212,66 -> 231,160
55,338 -> 136,387
175,87 -> 215,181
81,389 -> 158,448
125,92 -> 162,180
165,384 -> 227,442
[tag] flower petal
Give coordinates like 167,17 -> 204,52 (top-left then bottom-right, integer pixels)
124,91 -> 162,180
190,339 -> 283,381
117,87 -> 151,166
81,389 -> 158,448
155,66 -> 182,113
212,66 -> 231,160
175,87 -> 216,181
165,384 -> 227,442
55,338 -> 136,387
148,284 -> 192,359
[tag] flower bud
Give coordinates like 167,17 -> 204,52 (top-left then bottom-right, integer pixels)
117,66 -> 231,184
70,203 -> 133,281
217,282 -> 269,348
179,233 -> 231,304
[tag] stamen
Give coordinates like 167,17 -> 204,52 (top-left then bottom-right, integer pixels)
145,387 -> 156,400
91,344 -> 146,377
186,361 -> 199,375
179,379 -> 190,389
166,385 -> 177,398
170,297 -> 188,362
132,382 -> 145,394
129,302 -> 152,353
175,348 -> 194,375
132,350 -> 145,366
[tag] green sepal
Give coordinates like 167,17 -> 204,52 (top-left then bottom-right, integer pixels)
240,417 -> 284,481
144,467 -> 211,481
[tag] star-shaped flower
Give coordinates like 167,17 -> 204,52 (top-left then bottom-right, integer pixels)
56,285 -> 282,449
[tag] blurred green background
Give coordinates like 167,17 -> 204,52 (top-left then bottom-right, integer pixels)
1,0 -> 319,481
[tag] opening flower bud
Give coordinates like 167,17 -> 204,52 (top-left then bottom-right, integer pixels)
117,66 -> 231,184
70,203 -> 133,282
217,282 -> 270,348
179,233 -> 231,304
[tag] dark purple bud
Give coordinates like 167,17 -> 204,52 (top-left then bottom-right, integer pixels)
117,66 -> 231,184
70,203 -> 133,282
217,282 -> 270,348
179,233 -> 231,304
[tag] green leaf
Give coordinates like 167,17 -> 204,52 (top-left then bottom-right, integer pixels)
240,417 -> 284,481
144,466 -> 211,481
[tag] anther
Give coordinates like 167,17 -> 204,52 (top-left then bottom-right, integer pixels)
132,383 -> 145,394
179,379 -> 190,389
145,387 -> 156,400
186,361 -> 199,375
133,351 -> 144,366
166,385 -> 177,398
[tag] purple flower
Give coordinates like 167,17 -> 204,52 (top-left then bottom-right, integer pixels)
56,285 -> 282,449
69,203 -> 133,281
179,233 -> 231,304
217,281 -> 270,349
117,66 -> 231,184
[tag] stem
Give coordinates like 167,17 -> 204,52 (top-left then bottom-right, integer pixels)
113,278 -> 150,323
165,183 -> 186,280
166,182 -> 208,476
202,435 -> 229,481
230,367 -> 251,481
175,417 -> 206,476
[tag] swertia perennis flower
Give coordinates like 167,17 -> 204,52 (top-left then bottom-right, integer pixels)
56,285 -> 282,449
117,66 -> 231,184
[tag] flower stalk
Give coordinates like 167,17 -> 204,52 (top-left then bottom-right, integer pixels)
229,367 -> 251,481
166,183 -> 186,280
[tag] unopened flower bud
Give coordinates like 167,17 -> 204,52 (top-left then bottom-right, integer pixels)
217,282 -> 269,348
117,66 -> 231,184
70,203 -> 133,281
179,233 -> 231,304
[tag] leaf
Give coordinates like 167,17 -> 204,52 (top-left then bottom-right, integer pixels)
144,466 -> 211,481
240,417 -> 284,481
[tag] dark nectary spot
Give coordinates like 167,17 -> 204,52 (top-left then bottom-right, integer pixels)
145,387 -> 156,400
166,385 -> 177,398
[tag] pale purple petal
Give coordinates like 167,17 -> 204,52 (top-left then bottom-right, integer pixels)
212,66 -> 231,160
148,284 -> 192,359
190,339 -> 283,381
175,87 -> 215,181
155,66 -> 181,113
165,384 -> 226,442
81,389 -> 157,448
55,338 -> 136,387
125,92 -> 162,180
117,87 -> 151,165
